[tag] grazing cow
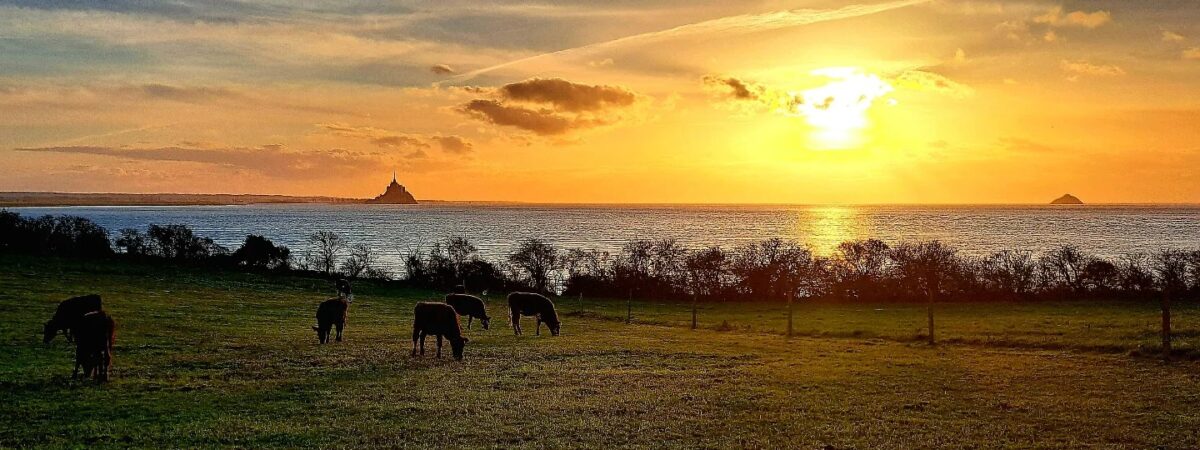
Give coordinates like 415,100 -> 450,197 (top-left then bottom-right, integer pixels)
312,297 -> 350,344
73,310 -> 115,382
445,293 -> 490,330
507,292 -> 560,336
43,294 -> 103,344
336,278 -> 353,302
412,302 -> 469,360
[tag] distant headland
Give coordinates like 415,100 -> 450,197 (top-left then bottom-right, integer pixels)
0,192 -> 364,207
1050,194 -> 1084,205
0,173 -> 422,207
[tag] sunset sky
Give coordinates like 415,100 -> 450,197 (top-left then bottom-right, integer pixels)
2,0 -> 1199,203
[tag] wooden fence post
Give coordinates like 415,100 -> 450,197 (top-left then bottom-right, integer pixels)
1162,289 -> 1172,359
626,289 -> 632,325
786,293 -> 794,338
927,290 -> 936,345
691,293 -> 698,330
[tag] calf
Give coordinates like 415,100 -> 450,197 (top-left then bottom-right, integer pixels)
445,293 -> 490,330
73,310 -> 116,382
43,294 -> 103,344
312,297 -> 349,344
507,292 -> 560,336
335,278 -> 353,302
412,302 -> 469,360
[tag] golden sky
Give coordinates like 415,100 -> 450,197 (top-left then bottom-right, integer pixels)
2,0 -> 1199,203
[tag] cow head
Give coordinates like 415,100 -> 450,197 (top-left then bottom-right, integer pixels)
42,320 -> 58,344
451,336 -> 470,360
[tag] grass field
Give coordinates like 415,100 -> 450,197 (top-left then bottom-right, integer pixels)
2,256 -> 1200,448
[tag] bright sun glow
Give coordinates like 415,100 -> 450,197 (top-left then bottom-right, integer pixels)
793,68 -> 893,150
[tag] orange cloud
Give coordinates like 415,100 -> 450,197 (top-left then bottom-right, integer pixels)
1060,60 -> 1125,77
1033,7 -> 1112,29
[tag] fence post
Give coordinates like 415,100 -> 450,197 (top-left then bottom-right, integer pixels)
626,289 -> 632,325
691,292 -> 698,330
927,291 -> 936,345
786,293 -> 794,338
1162,289 -> 1172,359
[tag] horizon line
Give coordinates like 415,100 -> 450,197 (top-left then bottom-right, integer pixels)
2,191 -> 1199,207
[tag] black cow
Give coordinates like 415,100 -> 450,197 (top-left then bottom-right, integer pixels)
445,294 -> 490,330
43,294 -> 103,344
74,310 -> 116,382
412,302 -> 469,360
312,297 -> 350,344
507,292 -> 560,336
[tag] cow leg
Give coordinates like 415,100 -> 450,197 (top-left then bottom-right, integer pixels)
511,310 -> 521,335
419,332 -> 427,355
536,318 -> 542,336
412,328 -> 420,356
467,316 -> 473,330
97,350 -> 109,381
335,320 -> 344,342
436,335 -> 444,358
72,353 -> 81,379
65,329 -> 73,343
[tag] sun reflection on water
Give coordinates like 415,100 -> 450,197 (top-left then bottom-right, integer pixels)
799,206 -> 863,255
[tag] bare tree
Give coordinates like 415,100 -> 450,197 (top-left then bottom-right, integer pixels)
891,241 -> 959,345
1152,249 -> 1189,357
508,238 -> 559,293
307,231 -> 345,275
341,243 -> 380,279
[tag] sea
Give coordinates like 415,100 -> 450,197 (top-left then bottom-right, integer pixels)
6,203 -> 1200,268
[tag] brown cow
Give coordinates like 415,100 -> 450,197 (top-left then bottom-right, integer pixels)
445,293 -> 490,330
412,302 -> 469,360
507,292 -> 560,336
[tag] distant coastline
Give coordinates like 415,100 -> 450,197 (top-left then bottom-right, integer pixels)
0,192 -> 367,207
4,191 -> 1200,208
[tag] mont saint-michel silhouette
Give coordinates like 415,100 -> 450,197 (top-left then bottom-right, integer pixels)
365,172 -> 417,204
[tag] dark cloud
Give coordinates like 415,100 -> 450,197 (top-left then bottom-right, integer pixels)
457,78 -> 640,136
497,78 -> 636,112
432,135 -> 473,154
459,100 -> 574,135
430,64 -> 456,75
120,84 -> 242,103
14,145 -> 393,178
372,135 -> 428,149
703,75 -> 761,100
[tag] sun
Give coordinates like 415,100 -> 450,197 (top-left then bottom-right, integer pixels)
792,68 -> 893,149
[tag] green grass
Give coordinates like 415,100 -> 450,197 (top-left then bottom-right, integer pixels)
557,295 -> 1200,354
2,256 -> 1199,448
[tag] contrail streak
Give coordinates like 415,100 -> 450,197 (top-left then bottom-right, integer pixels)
438,0 -> 931,85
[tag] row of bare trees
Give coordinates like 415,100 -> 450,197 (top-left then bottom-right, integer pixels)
398,236 -> 1200,304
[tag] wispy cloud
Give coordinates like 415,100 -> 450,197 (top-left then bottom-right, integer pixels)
14,145 -> 388,178
317,123 -> 474,155
439,0 -> 932,84
1060,59 -> 1125,77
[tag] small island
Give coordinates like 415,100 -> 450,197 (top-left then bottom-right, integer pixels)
1050,194 -> 1083,205
365,172 -> 418,204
